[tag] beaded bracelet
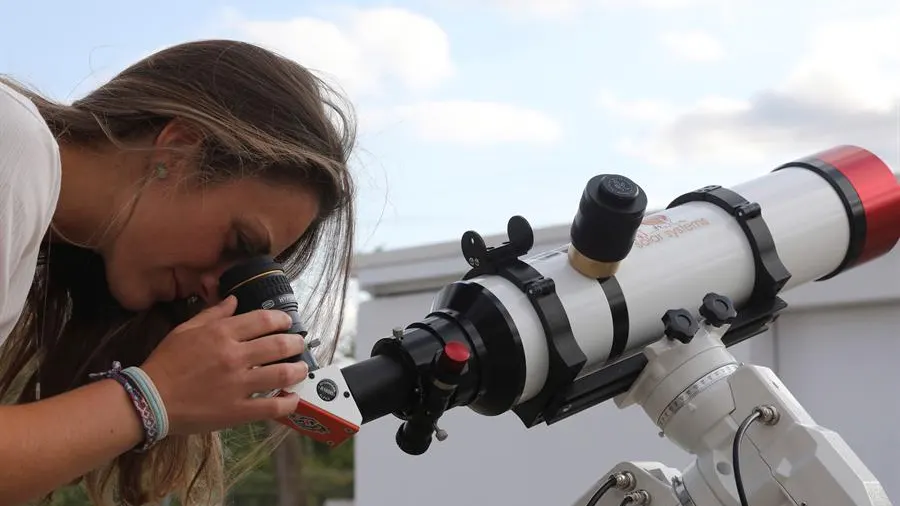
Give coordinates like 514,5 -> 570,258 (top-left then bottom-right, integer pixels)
89,361 -> 169,453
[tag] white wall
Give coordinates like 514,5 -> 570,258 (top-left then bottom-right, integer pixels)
352,224 -> 900,506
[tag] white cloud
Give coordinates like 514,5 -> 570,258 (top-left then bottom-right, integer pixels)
658,31 -> 725,62
601,0 -> 730,9
489,0 -> 586,17
221,7 -> 455,97
485,0 -> 739,17
596,90 -> 683,124
598,11 -> 900,170
215,7 -> 565,147
369,101 -> 563,146
779,15 -> 900,113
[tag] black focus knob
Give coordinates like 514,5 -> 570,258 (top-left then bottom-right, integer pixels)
570,174 -> 648,263
662,309 -> 699,344
699,293 -> 737,327
395,420 -> 434,455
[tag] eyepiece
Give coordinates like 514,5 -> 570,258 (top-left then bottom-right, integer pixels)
219,256 -> 300,321
569,174 -> 648,278
219,256 -> 282,294
598,174 -> 641,203
219,256 -> 317,368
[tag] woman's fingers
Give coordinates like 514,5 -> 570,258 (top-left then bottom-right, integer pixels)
241,333 -> 306,366
222,309 -> 293,342
238,391 -> 302,421
243,361 -> 309,394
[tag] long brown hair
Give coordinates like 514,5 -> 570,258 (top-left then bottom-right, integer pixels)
0,39 -> 356,505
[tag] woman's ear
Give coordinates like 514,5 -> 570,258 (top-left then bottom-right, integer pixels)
152,118 -> 205,170
154,117 -> 205,148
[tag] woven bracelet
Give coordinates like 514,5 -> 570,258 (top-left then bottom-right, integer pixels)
121,366 -> 170,441
89,361 -> 167,453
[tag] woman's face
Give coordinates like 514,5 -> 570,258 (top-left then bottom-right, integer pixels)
101,176 -> 320,312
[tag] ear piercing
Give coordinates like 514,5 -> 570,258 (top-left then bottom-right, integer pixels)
154,162 -> 168,180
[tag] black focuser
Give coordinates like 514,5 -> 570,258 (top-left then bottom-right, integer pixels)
662,309 -> 699,344
570,174 -> 648,264
395,342 -> 470,455
700,293 -> 738,327
219,256 -> 319,370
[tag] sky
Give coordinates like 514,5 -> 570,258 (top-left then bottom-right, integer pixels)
2,0 -> 899,256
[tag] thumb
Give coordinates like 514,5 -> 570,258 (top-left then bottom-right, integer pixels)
180,295 -> 238,330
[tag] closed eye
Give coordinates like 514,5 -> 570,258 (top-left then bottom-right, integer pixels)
224,230 -> 262,260
237,232 -> 256,255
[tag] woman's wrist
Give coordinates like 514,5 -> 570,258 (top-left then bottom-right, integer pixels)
121,366 -> 170,440
92,379 -> 146,449
89,361 -> 170,452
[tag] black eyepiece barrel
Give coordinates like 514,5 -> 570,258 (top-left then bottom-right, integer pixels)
571,174 -> 647,262
219,256 -> 318,369
569,174 -> 648,278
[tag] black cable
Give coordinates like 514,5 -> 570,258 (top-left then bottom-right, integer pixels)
586,475 -> 617,506
733,409 -> 763,506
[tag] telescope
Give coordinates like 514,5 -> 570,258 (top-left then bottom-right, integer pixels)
222,145 -> 900,506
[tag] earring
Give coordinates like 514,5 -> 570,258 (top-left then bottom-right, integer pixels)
154,162 -> 168,180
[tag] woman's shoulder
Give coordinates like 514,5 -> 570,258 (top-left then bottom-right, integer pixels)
0,79 -> 62,215
0,79 -> 45,125
0,81 -> 62,344
0,79 -> 61,180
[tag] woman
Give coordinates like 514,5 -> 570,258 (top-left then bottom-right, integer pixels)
0,39 -> 356,505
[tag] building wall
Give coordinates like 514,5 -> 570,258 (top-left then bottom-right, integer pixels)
352,223 -> 900,506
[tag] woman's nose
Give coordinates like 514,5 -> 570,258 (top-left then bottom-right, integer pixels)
198,273 -> 220,306
198,263 -> 237,306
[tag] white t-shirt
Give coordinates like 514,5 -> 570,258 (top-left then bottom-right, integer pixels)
0,81 -> 62,345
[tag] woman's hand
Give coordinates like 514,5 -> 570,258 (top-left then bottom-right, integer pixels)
0,295 -> 308,504
140,295 -> 308,435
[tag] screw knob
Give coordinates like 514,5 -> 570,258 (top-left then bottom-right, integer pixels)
662,309 -> 699,343
699,293 -> 737,327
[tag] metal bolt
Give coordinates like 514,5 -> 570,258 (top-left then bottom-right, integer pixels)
756,405 -> 780,425
625,490 -> 651,505
613,471 -> 636,491
434,425 -> 448,441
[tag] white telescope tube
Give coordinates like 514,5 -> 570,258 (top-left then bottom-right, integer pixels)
460,145 -> 900,404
